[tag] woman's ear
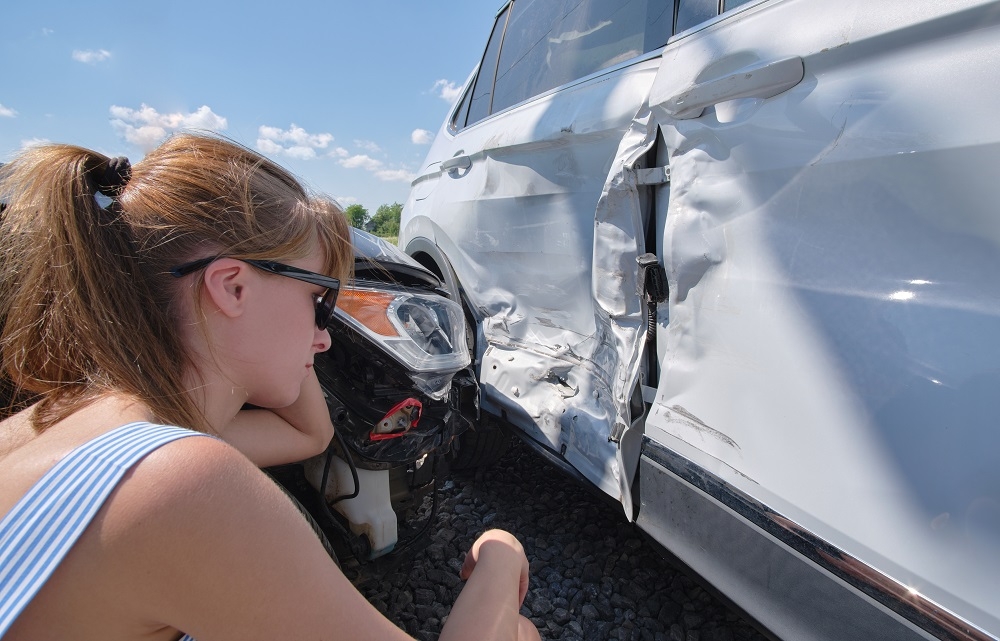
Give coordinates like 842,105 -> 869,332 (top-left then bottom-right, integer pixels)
201,258 -> 249,320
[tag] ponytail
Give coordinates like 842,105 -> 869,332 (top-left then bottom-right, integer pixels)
0,145 -> 202,430
1,133 -> 353,433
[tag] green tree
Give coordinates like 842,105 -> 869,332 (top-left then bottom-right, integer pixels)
370,202 -> 403,237
344,203 -> 370,229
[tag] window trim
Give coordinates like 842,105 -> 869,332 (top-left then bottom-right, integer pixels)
447,0 -> 776,136
447,47 -> 667,138
669,0 -> 770,42
454,2 -> 512,132
484,3 -> 512,118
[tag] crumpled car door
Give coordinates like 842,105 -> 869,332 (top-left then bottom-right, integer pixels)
644,0 -> 1000,635
405,35 -> 666,516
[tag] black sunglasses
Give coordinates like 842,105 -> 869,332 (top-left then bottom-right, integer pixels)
169,257 -> 341,330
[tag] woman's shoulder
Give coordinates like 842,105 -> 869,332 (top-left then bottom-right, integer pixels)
99,425 -> 414,640
95,431 -> 301,607
112,428 -> 274,521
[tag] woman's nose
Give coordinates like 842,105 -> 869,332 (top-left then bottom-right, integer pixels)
314,326 -> 332,352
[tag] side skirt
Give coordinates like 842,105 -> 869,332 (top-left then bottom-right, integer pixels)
637,438 -> 995,641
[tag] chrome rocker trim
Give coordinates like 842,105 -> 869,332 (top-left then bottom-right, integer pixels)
640,437 -> 997,641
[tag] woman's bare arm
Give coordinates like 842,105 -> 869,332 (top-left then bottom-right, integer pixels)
108,437 -> 406,640
440,531 -> 541,641
108,437 -> 534,641
220,369 -> 334,466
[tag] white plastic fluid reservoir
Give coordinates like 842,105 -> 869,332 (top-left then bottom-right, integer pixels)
304,454 -> 398,558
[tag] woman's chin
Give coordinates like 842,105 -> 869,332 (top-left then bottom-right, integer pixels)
247,389 -> 300,410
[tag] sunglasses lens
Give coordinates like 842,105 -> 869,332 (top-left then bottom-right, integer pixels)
316,289 -> 338,330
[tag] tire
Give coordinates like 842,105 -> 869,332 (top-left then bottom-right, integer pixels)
448,414 -> 511,472
410,249 -> 510,471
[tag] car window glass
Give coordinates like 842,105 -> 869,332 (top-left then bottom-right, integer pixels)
647,1 -> 674,44
451,81 -> 473,131
491,0 -> 674,116
466,5 -> 510,127
675,0 -> 719,33
723,0 -> 754,10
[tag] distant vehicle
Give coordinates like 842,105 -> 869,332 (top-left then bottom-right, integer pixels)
400,1 -> 1000,639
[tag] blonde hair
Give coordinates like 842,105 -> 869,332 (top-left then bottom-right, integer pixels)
0,132 -> 353,431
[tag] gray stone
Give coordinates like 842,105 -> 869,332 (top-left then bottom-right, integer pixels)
395,590 -> 413,610
347,440 -> 766,641
529,595 -> 554,616
683,612 -> 704,630
582,562 -> 603,584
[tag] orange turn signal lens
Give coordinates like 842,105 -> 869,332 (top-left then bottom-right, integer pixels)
336,288 -> 400,337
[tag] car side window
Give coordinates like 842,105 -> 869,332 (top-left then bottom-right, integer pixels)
453,0 -> 761,133
491,0 -> 674,116
450,79 -> 473,132
674,0 -> 719,33
464,5 -> 511,129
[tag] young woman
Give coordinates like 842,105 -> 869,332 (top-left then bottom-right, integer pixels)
0,133 -> 540,641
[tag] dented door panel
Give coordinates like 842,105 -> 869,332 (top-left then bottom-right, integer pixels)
646,0 -> 1000,634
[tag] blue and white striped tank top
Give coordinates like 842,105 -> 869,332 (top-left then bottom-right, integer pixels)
0,421 -> 210,640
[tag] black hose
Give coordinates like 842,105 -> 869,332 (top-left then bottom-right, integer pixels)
329,429 -> 361,505
390,473 -> 440,557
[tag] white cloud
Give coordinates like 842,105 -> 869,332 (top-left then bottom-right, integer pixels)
432,79 -> 463,104
284,146 -> 318,160
338,149 -> 416,184
329,147 -> 350,158
354,139 -> 381,153
42,28 -> 54,36
257,138 -> 284,155
339,154 -> 382,171
21,138 -> 50,150
375,169 -> 416,183
256,124 -> 334,159
72,49 -> 111,64
0,103 -> 17,118
411,129 -> 433,145
109,104 -> 228,151
334,195 -> 358,206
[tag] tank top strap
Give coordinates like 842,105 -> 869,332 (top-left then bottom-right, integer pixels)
0,421 -> 209,638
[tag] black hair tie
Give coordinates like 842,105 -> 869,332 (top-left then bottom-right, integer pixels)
93,156 -> 132,198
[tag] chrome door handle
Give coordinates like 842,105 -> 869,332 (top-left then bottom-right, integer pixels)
440,155 -> 472,171
665,56 -> 804,119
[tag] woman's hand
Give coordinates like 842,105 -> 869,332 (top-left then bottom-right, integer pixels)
441,528 -> 538,641
460,529 -> 530,605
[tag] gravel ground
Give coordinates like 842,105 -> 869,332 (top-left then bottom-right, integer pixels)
349,438 -> 771,641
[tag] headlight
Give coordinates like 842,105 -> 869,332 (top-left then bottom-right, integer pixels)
334,284 -> 471,375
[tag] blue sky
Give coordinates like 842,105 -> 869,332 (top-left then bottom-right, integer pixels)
1,2 -> 501,213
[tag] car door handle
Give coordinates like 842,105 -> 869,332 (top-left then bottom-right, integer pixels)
440,155 -> 472,172
664,56 -> 804,120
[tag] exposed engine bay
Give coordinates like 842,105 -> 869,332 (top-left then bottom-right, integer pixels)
266,230 -> 478,566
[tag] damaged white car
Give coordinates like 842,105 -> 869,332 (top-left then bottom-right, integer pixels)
400,1 -> 1000,640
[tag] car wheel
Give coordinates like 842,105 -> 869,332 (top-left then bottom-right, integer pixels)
448,413 -> 511,472
410,249 -> 512,472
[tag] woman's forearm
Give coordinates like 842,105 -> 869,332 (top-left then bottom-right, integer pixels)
439,539 -> 526,641
222,370 -> 335,466
269,369 -> 335,451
